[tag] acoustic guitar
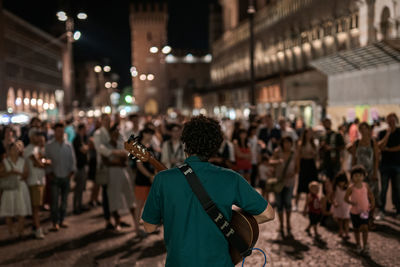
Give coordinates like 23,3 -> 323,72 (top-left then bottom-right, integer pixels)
124,135 -> 259,265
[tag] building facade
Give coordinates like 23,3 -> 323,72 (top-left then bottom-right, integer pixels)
165,51 -> 211,115
0,6 -> 63,120
129,2 -> 168,114
203,0 -> 400,126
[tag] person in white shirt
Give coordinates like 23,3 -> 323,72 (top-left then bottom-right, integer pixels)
93,114 -> 126,230
24,131 -> 50,239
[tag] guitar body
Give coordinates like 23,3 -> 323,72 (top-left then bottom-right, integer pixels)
229,210 -> 259,265
124,135 -> 259,265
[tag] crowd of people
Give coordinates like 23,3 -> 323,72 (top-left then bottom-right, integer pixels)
0,111 -> 399,256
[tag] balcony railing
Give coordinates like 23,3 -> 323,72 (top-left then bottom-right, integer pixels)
213,0 -> 315,56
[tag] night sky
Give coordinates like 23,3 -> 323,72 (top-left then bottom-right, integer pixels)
3,0 -> 217,88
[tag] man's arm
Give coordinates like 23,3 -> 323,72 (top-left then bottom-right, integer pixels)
143,221 -> 158,233
253,203 -> 274,224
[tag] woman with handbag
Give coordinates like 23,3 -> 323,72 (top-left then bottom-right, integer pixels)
270,136 -> 297,238
0,142 -> 31,238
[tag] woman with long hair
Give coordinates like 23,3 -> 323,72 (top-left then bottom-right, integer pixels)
0,142 -> 31,238
295,128 -> 319,211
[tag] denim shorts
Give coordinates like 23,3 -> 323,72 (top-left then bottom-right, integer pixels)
274,186 -> 293,212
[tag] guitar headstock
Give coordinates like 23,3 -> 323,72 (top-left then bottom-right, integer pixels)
124,135 -> 150,162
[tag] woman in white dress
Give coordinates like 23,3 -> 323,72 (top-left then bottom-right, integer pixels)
105,125 -> 140,233
0,142 -> 31,237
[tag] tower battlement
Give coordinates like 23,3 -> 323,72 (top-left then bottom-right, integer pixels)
131,1 -> 167,14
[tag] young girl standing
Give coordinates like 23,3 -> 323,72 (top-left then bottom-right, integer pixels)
0,142 -> 31,238
332,172 -> 351,239
345,165 -> 375,255
303,181 -> 322,238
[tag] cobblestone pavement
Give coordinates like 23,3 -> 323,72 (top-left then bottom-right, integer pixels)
0,184 -> 399,267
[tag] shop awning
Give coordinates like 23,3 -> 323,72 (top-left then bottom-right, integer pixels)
310,41 -> 400,75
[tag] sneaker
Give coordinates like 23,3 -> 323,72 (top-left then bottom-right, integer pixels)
35,228 -> 45,239
114,225 -> 122,232
356,245 -> 362,254
375,211 -> 385,220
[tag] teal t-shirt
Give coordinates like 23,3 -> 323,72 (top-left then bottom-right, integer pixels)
142,156 -> 268,267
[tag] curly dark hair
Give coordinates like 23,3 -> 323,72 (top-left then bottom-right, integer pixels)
181,115 -> 223,160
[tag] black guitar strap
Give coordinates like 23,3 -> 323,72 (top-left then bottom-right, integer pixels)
178,163 -> 252,258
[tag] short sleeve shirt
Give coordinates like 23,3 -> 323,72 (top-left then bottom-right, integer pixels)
142,156 -> 268,267
379,128 -> 400,166
23,144 -> 45,186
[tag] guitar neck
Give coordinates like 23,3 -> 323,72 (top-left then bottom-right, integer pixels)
148,157 -> 168,172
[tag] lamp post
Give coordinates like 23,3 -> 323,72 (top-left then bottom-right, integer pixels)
248,0 -> 256,108
57,11 -> 87,117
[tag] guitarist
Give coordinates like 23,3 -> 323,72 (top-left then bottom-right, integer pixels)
142,115 -> 275,267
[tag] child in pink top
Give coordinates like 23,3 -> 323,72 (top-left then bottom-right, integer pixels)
332,172 -> 351,239
345,165 -> 375,255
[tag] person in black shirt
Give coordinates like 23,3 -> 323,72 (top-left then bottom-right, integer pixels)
72,123 -> 89,214
378,113 -> 400,219
319,118 -> 345,181
258,114 -> 281,155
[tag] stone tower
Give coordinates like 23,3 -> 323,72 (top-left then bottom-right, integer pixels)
129,2 -> 168,114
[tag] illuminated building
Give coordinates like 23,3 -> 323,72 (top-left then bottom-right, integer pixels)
0,4 -> 62,119
203,0 -> 400,126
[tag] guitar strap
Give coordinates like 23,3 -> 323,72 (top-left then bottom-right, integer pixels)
178,163 -> 252,258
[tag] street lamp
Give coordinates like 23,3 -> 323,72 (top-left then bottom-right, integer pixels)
248,0 -> 256,107
94,65 -> 102,73
77,12 -> 88,20
73,31 -> 81,41
103,65 -> 111,72
147,74 -> 155,81
162,45 -> 171,54
149,46 -> 159,53
57,10 -> 87,117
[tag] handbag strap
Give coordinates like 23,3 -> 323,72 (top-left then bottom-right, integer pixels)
178,163 -> 252,258
279,151 -> 293,181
